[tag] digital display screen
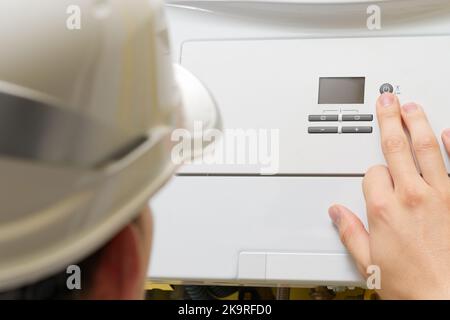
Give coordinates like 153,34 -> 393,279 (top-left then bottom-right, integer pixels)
318,77 -> 365,104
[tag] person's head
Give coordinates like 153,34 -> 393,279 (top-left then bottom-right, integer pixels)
0,0 -> 218,299
0,206 -> 153,300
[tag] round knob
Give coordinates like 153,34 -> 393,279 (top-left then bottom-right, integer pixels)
380,83 -> 394,94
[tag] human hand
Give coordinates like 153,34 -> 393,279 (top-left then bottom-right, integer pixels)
329,93 -> 450,299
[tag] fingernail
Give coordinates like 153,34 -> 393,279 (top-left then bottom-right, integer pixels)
379,93 -> 395,107
443,128 -> 450,138
329,206 -> 342,227
402,103 -> 418,113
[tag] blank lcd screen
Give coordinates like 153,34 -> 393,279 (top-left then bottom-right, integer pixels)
318,77 -> 365,104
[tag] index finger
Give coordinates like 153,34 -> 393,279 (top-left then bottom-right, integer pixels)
376,93 -> 421,187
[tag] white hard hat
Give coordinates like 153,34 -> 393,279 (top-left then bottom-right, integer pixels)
0,0 -> 220,290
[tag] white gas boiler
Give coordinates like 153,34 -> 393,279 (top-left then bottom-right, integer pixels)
149,0 -> 450,287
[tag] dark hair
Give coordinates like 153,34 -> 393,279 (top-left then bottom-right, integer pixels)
0,249 -> 101,300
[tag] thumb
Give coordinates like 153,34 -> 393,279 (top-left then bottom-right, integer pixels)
329,205 -> 371,277
441,129 -> 450,156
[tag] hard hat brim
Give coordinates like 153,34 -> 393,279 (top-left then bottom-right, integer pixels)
174,64 -> 222,160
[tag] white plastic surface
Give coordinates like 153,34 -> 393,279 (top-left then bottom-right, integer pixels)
150,176 -> 367,286
178,36 -> 450,175
238,252 -> 361,285
238,253 -> 266,281
148,1 -> 450,286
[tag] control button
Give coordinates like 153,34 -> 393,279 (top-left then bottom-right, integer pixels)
342,114 -> 374,122
380,83 -> 394,94
309,115 -> 339,122
308,127 -> 339,134
342,126 -> 373,134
